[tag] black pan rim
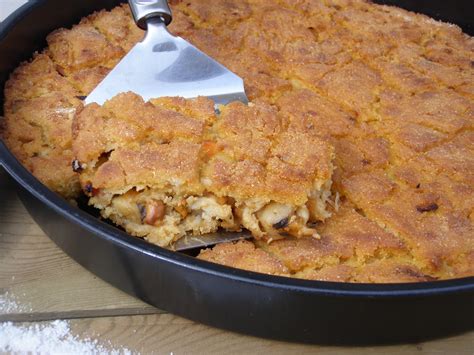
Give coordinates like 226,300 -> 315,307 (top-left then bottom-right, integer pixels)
1,0 -> 473,299
0,0 -> 45,43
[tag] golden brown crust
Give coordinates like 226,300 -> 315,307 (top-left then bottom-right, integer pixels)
73,93 -> 332,204
88,5 -> 144,52
73,93 -> 211,194
202,101 -> 334,205
199,241 -> 290,276
3,54 -> 82,198
46,20 -> 124,75
3,0 -> 473,281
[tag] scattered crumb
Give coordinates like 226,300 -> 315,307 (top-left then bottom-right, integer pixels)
0,292 -> 32,313
0,320 -> 132,354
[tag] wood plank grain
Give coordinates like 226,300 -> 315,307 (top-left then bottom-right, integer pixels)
0,171 -> 160,321
5,314 -> 473,354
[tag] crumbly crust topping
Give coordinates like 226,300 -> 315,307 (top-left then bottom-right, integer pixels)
73,92 -> 333,204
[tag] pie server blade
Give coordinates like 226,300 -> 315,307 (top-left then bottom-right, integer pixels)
86,0 -> 248,106
172,231 -> 251,252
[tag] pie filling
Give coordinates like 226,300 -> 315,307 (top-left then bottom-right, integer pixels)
88,179 -> 332,247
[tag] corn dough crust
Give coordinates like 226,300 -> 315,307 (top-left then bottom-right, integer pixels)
2,0 -> 473,281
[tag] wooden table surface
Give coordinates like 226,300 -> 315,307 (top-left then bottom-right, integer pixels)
1,2 -> 473,353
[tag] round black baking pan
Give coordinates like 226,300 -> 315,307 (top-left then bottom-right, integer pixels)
1,0 -> 473,345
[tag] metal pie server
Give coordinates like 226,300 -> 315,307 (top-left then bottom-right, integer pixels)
172,230 -> 251,251
85,0 -> 248,106
86,0 -> 249,250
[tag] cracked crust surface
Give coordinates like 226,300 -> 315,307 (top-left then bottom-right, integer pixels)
2,0 -> 473,281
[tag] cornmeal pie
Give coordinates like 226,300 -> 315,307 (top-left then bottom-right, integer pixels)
2,0 -> 473,282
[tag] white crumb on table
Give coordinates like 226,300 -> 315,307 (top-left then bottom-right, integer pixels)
0,292 -> 32,313
0,0 -> 28,22
0,320 -> 132,354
